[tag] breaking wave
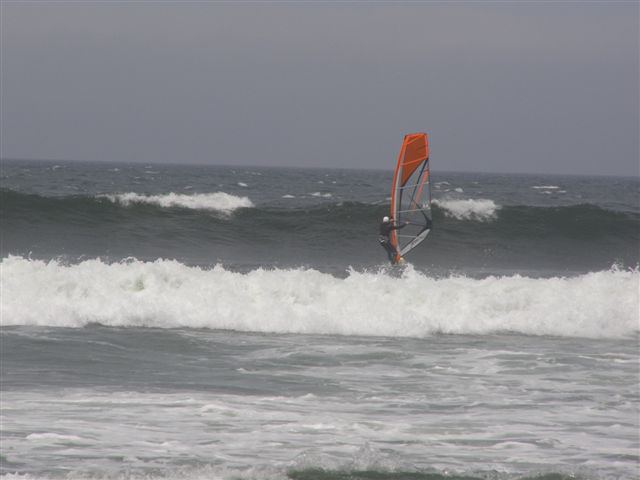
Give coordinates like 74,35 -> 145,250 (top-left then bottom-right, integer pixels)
101,192 -> 254,213
2,256 -> 637,339
2,189 -> 638,271
432,198 -> 499,221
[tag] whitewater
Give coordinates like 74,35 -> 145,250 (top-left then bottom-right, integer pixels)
2,160 -> 639,480
101,191 -> 254,213
2,256 -> 638,339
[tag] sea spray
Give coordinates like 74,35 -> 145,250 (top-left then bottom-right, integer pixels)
432,198 -> 499,221
101,192 -> 254,212
2,256 -> 637,338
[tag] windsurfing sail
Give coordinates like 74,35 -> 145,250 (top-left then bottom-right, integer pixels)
389,133 -> 432,262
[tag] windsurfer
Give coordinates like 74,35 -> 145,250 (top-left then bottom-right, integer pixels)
379,216 -> 408,264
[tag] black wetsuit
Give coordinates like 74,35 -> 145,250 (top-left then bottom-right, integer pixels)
379,221 -> 406,263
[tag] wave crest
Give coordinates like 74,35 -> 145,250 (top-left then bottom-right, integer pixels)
1,257 -> 637,339
100,192 -> 254,213
432,198 -> 499,221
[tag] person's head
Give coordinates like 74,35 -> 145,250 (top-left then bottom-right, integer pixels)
382,216 -> 390,223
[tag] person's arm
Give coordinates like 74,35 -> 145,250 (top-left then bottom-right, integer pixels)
391,222 -> 410,230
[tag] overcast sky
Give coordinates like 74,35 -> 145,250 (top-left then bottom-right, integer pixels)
1,1 -> 638,176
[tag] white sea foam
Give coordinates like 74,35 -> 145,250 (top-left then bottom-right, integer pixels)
26,433 -> 88,444
311,192 -> 332,198
433,198 -> 499,221
237,182 -> 248,187
282,194 -> 295,199
101,192 -> 254,213
2,257 -> 637,339
532,185 -> 560,189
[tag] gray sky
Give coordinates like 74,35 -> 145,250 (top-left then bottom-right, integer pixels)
1,1 -> 638,176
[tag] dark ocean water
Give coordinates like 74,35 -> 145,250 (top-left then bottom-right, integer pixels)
1,159 -> 639,480
2,160 -> 638,274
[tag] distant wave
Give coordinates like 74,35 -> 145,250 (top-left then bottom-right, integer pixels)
2,190 -> 638,251
2,256 -> 637,339
432,198 -> 499,221
100,192 -> 254,213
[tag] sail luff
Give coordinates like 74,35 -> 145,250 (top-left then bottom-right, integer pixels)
389,138 -> 408,254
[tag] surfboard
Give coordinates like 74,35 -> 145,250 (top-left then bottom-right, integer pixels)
389,133 -> 433,264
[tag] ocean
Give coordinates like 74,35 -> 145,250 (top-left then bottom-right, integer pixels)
1,159 -> 638,480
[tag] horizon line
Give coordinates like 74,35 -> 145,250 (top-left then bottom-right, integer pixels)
1,156 -> 638,179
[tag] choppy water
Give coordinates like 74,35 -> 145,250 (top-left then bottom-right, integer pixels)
2,160 -> 638,273
1,159 -> 639,479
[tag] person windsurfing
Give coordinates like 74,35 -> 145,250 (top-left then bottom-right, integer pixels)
379,216 -> 408,264
383,133 -> 433,265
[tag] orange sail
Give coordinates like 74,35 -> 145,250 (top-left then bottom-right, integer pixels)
389,133 -> 433,262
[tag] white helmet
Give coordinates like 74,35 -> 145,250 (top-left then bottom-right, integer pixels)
382,216 -> 390,223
